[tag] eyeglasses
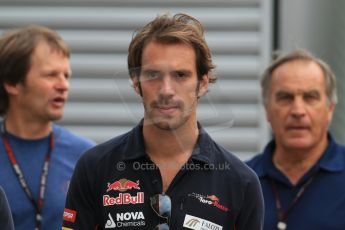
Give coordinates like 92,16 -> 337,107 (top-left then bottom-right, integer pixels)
150,194 -> 171,230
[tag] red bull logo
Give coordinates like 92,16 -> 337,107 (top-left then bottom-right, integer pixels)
103,192 -> 144,206
106,178 -> 140,192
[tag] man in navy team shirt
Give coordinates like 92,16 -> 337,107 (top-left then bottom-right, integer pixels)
63,12 -> 264,230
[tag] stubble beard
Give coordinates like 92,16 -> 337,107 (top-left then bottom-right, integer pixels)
144,99 -> 184,131
142,82 -> 201,131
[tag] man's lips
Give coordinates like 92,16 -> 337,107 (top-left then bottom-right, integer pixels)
286,125 -> 309,130
157,106 -> 178,114
52,97 -> 66,107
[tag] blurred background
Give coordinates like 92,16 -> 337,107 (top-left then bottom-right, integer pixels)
0,0 -> 343,160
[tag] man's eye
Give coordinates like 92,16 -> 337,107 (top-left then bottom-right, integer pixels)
64,73 -> 71,80
45,72 -> 57,77
276,94 -> 292,102
144,71 -> 160,79
174,72 -> 187,79
176,73 -> 185,78
304,92 -> 320,102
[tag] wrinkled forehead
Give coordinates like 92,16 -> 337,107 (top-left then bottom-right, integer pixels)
271,60 -> 326,89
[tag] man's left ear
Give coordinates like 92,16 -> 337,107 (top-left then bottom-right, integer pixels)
327,102 -> 336,123
198,74 -> 209,97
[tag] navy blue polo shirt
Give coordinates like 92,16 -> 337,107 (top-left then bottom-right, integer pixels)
63,122 -> 264,230
246,134 -> 345,230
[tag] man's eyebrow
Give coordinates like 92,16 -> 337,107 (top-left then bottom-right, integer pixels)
141,69 -> 160,74
275,90 -> 292,96
304,89 -> 321,97
171,69 -> 192,74
304,89 -> 320,94
142,68 -> 157,72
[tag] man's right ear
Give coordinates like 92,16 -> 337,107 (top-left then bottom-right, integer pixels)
131,76 -> 142,96
4,83 -> 20,95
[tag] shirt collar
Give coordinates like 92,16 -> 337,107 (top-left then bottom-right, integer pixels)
122,120 -> 213,165
318,133 -> 344,172
254,140 -> 275,177
255,132 -> 344,177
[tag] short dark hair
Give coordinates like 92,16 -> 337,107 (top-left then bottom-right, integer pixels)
261,49 -> 337,106
127,12 -> 216,83
0,24 -> 70,116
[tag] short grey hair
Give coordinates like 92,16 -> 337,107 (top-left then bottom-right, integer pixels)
261,49 -> 337,106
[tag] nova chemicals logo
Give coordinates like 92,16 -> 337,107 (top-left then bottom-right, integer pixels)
105,212 -> 145,228
105,213 -> 116,228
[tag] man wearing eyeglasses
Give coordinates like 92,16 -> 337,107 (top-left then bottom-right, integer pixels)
63,13 -> 264,230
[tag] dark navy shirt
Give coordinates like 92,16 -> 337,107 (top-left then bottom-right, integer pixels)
63,122 -> 264,230
246,134 -> 345,230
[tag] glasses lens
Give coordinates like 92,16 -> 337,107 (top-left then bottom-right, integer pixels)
154,223 -> 169,230
150,194 -> 172,218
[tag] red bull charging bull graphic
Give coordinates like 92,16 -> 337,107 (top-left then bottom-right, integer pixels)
106,178 -> 140,192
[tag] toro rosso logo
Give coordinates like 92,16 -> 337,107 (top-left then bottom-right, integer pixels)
188,193 -> 230,212
107,178 -> 140,192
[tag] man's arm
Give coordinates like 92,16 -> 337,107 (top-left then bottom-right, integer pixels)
235,172 -> 264,230
62,155 -> 100,230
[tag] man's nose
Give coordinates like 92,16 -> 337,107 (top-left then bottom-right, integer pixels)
290,98 -> 306,117
158,76 -> 175,96
55,74 -> 69,92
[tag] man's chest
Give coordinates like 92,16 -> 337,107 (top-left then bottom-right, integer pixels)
95,168 -> 237,229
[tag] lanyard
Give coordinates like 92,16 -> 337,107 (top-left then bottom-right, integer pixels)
2,124 -> 54,230
270,172 -> 318,230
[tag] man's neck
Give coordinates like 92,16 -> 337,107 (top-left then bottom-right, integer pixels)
143,120 -> 199,192
3,115 -> 52,140
273,141 -> 327,185
143,121 -> 198,160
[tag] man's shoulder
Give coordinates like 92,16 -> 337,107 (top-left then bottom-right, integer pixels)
210,143 -> 263,201
331,142 -> 345,165
53,124 -> 95,147
245,153 -> 265,170
334,141 -> 345,153
209,140 -> 259,181
77,129 -> 132,165
197,129 -> 254,173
